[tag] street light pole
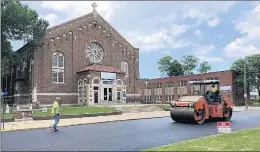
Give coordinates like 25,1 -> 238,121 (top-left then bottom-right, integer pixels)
134,55 -> 136,106
145,80 -> 148,111
244,62 -> 248,110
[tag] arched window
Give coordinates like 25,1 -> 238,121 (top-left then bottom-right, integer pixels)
78,79 -> 83,85
116,79 -> 123,85
121,61 -> 128,75
52,52 -> 65,83
92,77 -> 100,84
83,79 -> 88,84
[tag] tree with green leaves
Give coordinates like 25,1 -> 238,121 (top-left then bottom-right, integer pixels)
1,0 -> 49,59
181,55 -> 200,75
168,59 -> 184,76
1,1 -> 49,94
198,61 -> 211,74
230,58 -> 247,94
246,54 -> 260,97
230,54 -> 260,102
157,56 -> 173,77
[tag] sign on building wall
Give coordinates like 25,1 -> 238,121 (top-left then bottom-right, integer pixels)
101,72 -> 116,80
123,93 -> 126,97
220,86 -> 232,92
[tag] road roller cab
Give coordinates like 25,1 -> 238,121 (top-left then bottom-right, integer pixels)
170,80 -> 233,124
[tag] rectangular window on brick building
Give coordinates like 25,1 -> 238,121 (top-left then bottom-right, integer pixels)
166,82 -> 174,88
147,84 -> 151,89
178,80 -> 187,87
183,80 -> 187,86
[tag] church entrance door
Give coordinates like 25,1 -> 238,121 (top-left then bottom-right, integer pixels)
108,88 -> 112,101
103,87 -> 113,101
94,91 -> 99,103
104,88 -> 107,100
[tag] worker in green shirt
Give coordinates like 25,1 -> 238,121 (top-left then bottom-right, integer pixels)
51,97 -> 62,132
211,84 -> 217,93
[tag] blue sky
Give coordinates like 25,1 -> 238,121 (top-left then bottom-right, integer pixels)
12,1 -> 260,79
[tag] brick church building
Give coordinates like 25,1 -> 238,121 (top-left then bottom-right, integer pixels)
3,3 -> 140,105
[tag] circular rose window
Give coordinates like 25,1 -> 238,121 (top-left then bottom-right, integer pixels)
85,42 -> 104,63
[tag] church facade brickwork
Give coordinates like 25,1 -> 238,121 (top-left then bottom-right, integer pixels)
7,6 -> 141,105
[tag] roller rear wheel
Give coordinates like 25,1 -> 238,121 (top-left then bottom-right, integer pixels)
195,108 -> 206,125
223,108 -> 232,121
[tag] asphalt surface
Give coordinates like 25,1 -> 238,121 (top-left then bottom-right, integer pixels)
2,111 -> 260,151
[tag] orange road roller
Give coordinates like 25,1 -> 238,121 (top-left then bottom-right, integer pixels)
170,80 -> 233,124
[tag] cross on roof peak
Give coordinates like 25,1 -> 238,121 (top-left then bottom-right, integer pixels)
91,2 -> 97,10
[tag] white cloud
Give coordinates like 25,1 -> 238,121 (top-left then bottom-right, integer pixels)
194,29 -> 202,36
40,1 -> 124,26
254,2 -> 260,11
192,44 -> 224,63
179,2 -> 235,24
41,1 -> 71,10
223,3 -> 260,57
198,56 -> 224,63
122,24 -> 192,53
208,17 -> 221,27
171,24 -> 189,37
193,44 -> 216,55
42,14 -> 59,27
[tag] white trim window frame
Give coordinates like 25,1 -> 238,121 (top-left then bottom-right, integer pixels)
52,52 -> 65,83
121,61 -> 129,76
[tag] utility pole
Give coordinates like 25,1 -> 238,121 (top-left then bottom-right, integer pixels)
134,55 -> 136,106
244,62 -> 248,110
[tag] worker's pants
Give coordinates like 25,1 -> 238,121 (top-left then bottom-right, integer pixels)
53,113 -> 60,129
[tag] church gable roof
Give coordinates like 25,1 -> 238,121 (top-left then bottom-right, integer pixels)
46,3 -> 138,50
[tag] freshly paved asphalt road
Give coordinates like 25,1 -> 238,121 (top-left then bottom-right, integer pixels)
2,111 -> 260,151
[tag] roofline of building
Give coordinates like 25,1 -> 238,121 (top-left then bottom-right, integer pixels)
15,41 -> 32,53
46,10 -> 139,51
47,12 -> 92,32
140,70 -> 235,81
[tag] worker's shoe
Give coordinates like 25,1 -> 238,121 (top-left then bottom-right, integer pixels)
51,127 -> 58,132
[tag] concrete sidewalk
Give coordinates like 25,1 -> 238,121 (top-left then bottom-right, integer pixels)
233,106 -> 260,111
1,111 -> 170,132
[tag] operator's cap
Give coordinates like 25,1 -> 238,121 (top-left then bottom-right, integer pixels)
56,97 -> 61,100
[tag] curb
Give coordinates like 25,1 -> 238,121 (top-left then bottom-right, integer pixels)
1,115 -> 170,132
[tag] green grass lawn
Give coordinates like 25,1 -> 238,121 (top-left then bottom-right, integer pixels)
250,100 -> 260,107
32,106 -> 117,117
144,127 -> 260,151
156,104 -> 171,111
1,108 -> 14,119
1,113 -> 14,119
